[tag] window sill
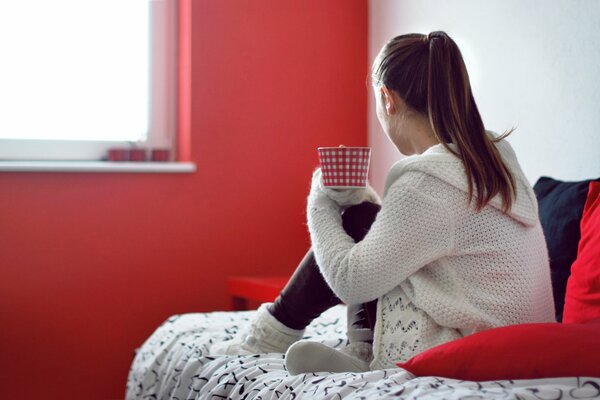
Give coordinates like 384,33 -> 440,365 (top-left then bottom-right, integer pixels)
0,161 -> 197,173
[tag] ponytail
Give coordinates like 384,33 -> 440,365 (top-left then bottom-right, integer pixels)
426,31 -> 515,212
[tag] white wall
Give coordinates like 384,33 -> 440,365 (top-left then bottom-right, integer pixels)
368,0 -> 600,192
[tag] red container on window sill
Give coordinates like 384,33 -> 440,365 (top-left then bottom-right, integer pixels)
129,149 -> 147,162
107,149 -> 130,162
107,147 -> 168,162
151,149 -> 170,162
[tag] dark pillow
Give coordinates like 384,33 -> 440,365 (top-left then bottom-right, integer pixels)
533,177 -> 599,321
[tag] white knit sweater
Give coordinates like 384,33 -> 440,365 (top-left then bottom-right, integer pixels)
307,138 -> 556,369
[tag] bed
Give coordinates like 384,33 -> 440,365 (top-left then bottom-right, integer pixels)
126,177 -> 600,399
125,305 -> 600,399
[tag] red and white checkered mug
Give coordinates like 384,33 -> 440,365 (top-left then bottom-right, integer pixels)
317,146 -> 371,188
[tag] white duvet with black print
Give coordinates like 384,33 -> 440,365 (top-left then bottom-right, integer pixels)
126,305 -> 600,400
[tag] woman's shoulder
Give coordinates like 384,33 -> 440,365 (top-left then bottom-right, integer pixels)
384,131 -> 523,195
383,147 -> 463,196
383,168 -> 465,213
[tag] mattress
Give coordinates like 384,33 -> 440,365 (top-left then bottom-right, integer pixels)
126,305 -> 600,399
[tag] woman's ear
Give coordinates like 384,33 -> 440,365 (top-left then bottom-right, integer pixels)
380,86 -> 396,115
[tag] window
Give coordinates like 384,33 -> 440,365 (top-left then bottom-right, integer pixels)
0,0 -> 178,162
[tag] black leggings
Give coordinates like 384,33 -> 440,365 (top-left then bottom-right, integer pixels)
268,202 -> 380,333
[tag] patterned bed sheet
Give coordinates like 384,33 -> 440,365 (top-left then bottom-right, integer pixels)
126,305 -> 600,399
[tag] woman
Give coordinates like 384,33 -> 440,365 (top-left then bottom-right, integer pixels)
211,31 -> 555,374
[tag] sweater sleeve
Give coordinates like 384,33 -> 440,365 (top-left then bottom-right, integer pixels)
307,172 -> 454,304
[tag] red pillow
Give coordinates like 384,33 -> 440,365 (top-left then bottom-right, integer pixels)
563,182 -> 600,323
397,319 -> 600,381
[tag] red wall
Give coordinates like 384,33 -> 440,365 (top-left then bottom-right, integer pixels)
0,1 -> 367,399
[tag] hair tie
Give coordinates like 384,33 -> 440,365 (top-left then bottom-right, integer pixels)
427,31 -> 445,43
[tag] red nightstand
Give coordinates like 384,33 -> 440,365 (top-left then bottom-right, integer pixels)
227,276 -> 288,310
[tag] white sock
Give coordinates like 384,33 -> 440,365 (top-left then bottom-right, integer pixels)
285,340 -> 372,375
211,303 -> 304,355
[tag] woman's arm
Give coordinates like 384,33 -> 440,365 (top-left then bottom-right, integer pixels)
307,170 -> 454,304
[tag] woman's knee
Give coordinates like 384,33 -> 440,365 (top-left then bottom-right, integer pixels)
342,202 -> 381,242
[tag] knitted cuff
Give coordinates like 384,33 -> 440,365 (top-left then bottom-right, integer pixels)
323,183 -> 381,208
308,168 -> 381,210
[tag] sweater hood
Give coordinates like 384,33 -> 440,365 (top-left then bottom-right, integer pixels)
383,132 -> 539,227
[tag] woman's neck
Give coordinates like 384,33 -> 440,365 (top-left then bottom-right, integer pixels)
390,113 -> 440,155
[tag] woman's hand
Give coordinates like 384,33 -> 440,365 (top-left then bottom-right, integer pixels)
308,168 -> 381,212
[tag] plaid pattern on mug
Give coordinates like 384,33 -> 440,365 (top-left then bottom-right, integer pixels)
317,147 -> 371,188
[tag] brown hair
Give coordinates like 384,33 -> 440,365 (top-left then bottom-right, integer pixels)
372,31 -> 516,212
